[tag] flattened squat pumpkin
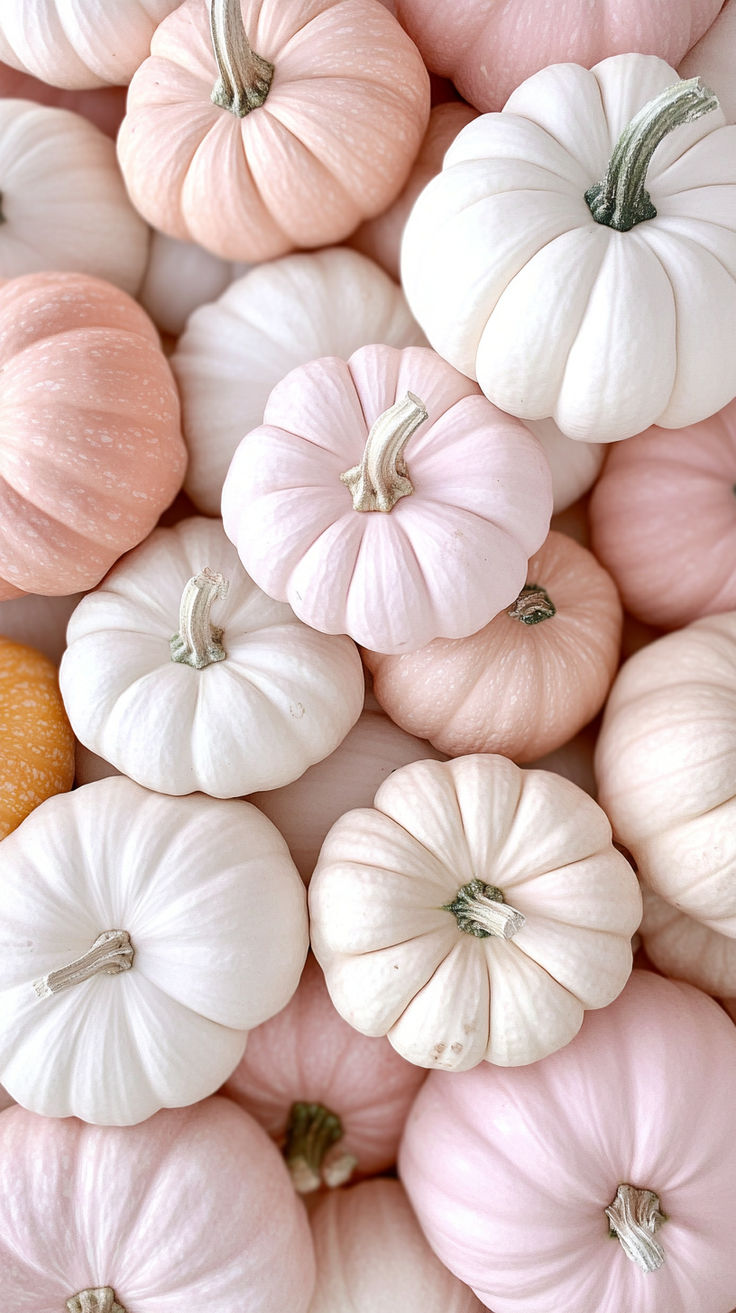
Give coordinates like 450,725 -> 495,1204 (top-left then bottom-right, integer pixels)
0,636 -> 74,838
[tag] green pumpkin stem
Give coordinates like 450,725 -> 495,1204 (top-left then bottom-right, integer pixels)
340,392 -> 428,512
585,77 -> 719,231
443,879 -> 526,940
210,0 -> 274,117
507,583 -> 556,625
170,568 -> 229,670
283,1101 -> 357,1193
606,1184 -> 666,1272
33,932 -> 134,1000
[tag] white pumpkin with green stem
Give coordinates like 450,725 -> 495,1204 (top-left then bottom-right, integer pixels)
401,54 -> 736,443
59,517 -> 364,798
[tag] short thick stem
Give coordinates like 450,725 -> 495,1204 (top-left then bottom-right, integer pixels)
67,1290 -> 126,1313
606,1184 -> 666,1272
444,880 -> 526,940
340,392 -> 428,513
170,567 -> 229,670
283,1101 -> 356,1194
585,77 -> 718,231
507,583 -> 556,625
210,0 -> 274,116
34,931 -> 134,1000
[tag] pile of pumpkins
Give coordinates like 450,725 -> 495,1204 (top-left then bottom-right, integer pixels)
1,2 -> 736,1311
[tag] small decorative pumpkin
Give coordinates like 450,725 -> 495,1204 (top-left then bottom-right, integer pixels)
681,0 -> 736,123
0,1 -> 181,88
399,970 -> 736,1313
0,1098 -> 316,1313
138,230 -> 249,338
222,955 -> 426,1192
0,635 -> 75,839
308,1178 -> 484,1312
526,418 -> 605,514
0,100 -> 149,293
117,0 -> 430,262
309,755 -> 641,1070
0,271 -> 186,599
595,612 -> 736,933
0,777 -> 309,1124
364,530 -> 622,760
60,517 -> 364,798
639,887 -> 736,998
589,400 -> 736,629
0,63 -> 127,136
222,344 -> 553,653
172,247 -> 426,515
401,55 -> 736,442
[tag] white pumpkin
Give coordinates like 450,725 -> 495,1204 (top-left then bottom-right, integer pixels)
138,230 -> 250,338
0,1 -> 180,88
639,887 -> 736,998
59,516 -> 364,798
309,755 -> 641,1070
0,777 -> 309,1125
401,55 -> 736,442
525,418 -> 605,513
172,247 -> 425,515
0,100 -> 149,293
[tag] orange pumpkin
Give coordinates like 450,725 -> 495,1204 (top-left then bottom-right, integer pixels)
0,635 -> 74,839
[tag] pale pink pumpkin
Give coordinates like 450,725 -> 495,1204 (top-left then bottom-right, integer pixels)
222,344 -> 553,654
222,955 -> 426,1192
590,402 -> 736,629
0,1097 -> 316,1312
681,0 -> 736,123
0,63 -> 126,136
117,0 -> 430,262
393,0 -> 722,112
399,970 -> 736,1313
308,1178 -> 484,1312
0,271 -> 186,598
363,531 -> 621,761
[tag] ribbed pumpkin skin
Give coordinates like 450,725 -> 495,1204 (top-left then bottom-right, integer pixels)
0,636 -> 74,839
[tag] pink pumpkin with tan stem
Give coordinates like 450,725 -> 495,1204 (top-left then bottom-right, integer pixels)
589,400 -> 736,629
0,1097 -> 316,1312
399,970 -> 736,1313
222,344 -> 553,654
222,955 -> 426,1192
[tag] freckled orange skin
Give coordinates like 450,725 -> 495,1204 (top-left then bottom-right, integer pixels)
0,635 -> 75,838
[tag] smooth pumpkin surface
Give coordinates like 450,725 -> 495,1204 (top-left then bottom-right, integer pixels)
138,230 -> 249,338
0,1 -> 181,88
0,635 -> 74,839
639,887 -> 736,998
681,0 -> 736,123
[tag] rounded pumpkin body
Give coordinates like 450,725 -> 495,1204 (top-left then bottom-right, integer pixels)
117,0 -> 430,262
639,887 -> 736,999
364,530 -> 622,759
589,402 -> 736,629
0,777 -> 309,1124
138,231 -> 249,338
399,970 -> 736,1313
172,247 -> 426,515
526,417 -> 605,513
595,613 -> 736,934
0,635 -> 75,839
0,272 -> 186,599
309,755 -> 641,1069
681,0 -> 736,124
0,1097 -> 316,1313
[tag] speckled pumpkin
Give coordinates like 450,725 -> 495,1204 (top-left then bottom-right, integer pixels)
0,635 -> 74,839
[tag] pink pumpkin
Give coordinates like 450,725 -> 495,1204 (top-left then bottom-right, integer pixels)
222,955 -> 426,1192
0,1097 -> 316,1312
0,272 -> 186,598
392,0 -> 722,112
590,402 -> 736,629
399,970 -> 736,1313
222,344 -> 552,654
363,531 -> 622,761
681,0 -> 736,123
0,63 -> 126,136
117,0 -> 429,262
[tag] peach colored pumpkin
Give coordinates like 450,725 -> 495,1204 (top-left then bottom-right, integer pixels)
0,63 -> 126,136
364,531 -> 621,761
222,955 -> 426,1192
250,703 -> 444,883
681,0 -> 736,122
639,887 -> 736,999
222,344 -> 553,654
595,613 -> 736,934
393,0 -> 722,112
117,0 -> 430,262
0,271 -> 186,599
399,970 -> 736,1313
0,1097 -> 316,1313
590,401 -> 736,629
0,636 -> 75,839
308,1178 -> 484,1312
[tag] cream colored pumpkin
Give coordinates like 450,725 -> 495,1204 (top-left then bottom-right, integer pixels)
0,1 -> 180,88
639,887 -> 736,998
138,230 -> 249,338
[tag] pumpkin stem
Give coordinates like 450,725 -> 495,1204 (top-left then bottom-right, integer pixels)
67,1290 -> 126,1313
606,1183 -> 666,1272
33,931 -> 134,1000
210,0 -> 274,117
283,1100 -> 358,1194
507,583 -> 556,625
170,568 -> 229,670
340,392 -> 428,513
443,879 -> 526,940
585,77 -> 718,231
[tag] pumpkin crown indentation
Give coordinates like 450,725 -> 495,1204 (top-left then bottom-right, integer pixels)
210,0 -> 274,118
606,1183 -> 666,1272
340,392 -> 428,513
507,583 -> 556,625
443,879 -> 525,940
284,1100 -> 358,1194
171,567 -> 229,670
34,931 -> 134,1000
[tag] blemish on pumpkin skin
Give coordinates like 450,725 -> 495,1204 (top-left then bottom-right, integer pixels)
451,1042 -> 463,1054
289,702 -> 305,719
